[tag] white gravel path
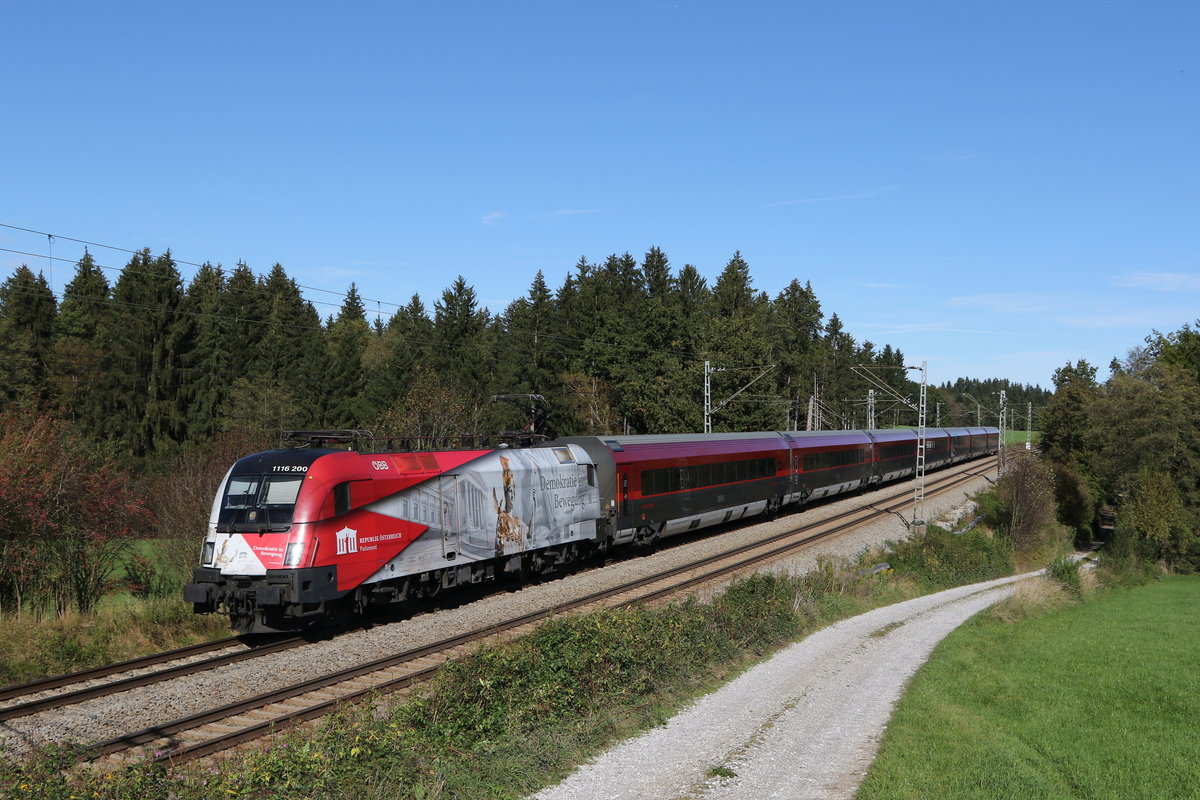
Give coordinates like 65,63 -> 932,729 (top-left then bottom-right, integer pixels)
531,570 -> 1035,800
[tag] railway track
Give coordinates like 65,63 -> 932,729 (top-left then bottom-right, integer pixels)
64,456 -> 995,767
0,635 -> 310,722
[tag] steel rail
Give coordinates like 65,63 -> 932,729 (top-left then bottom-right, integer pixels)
0,636 -> 308,722
0,637 -> 243,702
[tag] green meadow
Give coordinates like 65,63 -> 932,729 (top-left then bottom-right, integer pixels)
859,576 -> 1200,800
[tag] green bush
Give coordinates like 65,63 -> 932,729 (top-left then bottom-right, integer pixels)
123,552 -> 181,599
1051,462 -> 1099,548
886,525 -> 1013,592
1045,556 -> 1082,597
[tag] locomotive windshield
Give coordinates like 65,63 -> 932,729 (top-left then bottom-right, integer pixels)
216,474 -> 305,532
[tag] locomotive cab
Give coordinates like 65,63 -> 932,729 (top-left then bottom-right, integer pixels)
184,448 -> 347,633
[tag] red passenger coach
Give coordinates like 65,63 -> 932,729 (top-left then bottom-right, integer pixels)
790,431 -> 874,501
556,432 -> 792,546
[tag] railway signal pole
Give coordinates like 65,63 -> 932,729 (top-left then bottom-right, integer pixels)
997,390 -> 1008,475
910,361 -> 927,532
1027,401 -> 1033,451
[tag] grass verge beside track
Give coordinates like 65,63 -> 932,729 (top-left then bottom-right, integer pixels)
2,525 -> 1016,799
858,575 -> 1200,800
0,597 -> 229,684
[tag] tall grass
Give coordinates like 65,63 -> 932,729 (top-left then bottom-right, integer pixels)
858,576 -> 1200,800
0,597 -> 229,684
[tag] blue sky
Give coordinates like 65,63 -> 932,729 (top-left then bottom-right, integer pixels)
3,1 -> 1196,389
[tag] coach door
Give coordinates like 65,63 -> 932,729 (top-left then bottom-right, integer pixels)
437,475 -> 460,560
783,433 -> 799,496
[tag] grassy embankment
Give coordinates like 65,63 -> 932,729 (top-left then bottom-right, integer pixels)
0,595 -> 229,685
0,534 -> 228,685
4,523 -> 1018,799
858,574 -> 1200,800
1003,429 -> 1040,446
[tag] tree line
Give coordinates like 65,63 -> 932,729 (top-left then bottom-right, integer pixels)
0,246 -> 1048,457
1041,323 -> 1200,569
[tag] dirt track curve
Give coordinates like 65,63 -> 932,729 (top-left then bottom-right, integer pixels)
532,571 -> 1037,800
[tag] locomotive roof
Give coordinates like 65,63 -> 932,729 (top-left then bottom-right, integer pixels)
231,447 -> 341,473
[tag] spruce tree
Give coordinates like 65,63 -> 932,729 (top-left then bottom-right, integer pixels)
55,253 -> 108,341
323,282 -> 373,426
363,294 -> 425,423
431,276 -> 498,433
818,312 -> 857,428
179,262 -> 229,440
51,253 -> 110,416
676,264 -> 711,319
498,271 -> 558,396
224,262 -> 266,377
769,279 -> 824,429
92,249 -> 187,455
630,247 -> 692,433
704,252 -> 774,431
247,263 -> 325,429
0,266 -> 56,407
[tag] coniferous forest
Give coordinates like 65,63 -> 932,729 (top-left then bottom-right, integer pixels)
0,246 -> 1049,453
0,245 -> 1050,614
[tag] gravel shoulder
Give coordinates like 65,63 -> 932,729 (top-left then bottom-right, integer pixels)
531,571 -> 1034,800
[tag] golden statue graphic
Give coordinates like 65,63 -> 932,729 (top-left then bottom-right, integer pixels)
493,455 -> 526,554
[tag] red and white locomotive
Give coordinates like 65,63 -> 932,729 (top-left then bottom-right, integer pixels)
184,426 -> 998,633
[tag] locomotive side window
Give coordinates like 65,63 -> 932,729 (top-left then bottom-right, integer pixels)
334,482 -> 352,515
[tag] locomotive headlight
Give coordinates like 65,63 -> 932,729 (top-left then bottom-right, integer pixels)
202,541 -> 215,565
284,542 -> 305,567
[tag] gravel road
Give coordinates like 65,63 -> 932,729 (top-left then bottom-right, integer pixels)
531,571 -> 1034,800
